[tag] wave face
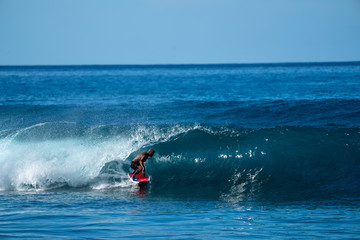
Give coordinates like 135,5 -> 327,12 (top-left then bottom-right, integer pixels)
148,126 -> 360,200
1,123 -> 359,200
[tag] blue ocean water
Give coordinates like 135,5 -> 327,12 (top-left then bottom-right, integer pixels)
0,63 -> 360,239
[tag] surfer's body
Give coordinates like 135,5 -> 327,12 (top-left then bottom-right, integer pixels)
130,149 -> 154,180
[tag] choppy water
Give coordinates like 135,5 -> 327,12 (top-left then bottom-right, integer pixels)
1,63 -> 360,239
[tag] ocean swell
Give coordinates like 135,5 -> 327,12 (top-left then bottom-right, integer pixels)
147,126 -> 360,199
0,123 -> 359,200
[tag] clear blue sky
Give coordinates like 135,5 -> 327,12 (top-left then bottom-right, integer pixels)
1,0 -> 359,65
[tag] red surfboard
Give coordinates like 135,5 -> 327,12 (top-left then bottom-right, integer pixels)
128,173 -> 150,185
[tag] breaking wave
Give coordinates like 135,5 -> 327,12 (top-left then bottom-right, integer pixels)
0,122 -> 359,200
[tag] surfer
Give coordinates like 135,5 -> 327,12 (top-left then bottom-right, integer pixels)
130,149 -> 155,180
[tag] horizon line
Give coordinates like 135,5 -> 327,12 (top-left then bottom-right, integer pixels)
1,60 -> 360,68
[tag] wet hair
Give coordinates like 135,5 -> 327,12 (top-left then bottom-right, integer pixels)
148,148 -> 155,157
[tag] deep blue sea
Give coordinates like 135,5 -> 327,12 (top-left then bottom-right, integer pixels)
1,63 -> 360,239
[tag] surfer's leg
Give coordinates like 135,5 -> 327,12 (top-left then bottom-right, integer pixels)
134,166 -> 145,179
132,169 -> 139,180
130,163 -> 139,179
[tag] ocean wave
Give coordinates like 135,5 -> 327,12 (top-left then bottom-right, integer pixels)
0,123 -> 359,200
0,122 -> 198,191
146,126 -> 360,199
1,98 -> 360,130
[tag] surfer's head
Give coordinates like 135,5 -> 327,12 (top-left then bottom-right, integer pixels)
148,149 -> 155,157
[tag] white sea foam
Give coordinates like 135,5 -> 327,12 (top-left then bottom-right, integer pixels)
0,122 -> 199,191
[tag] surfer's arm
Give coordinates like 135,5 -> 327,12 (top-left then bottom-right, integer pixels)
139,160 -> 145,173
